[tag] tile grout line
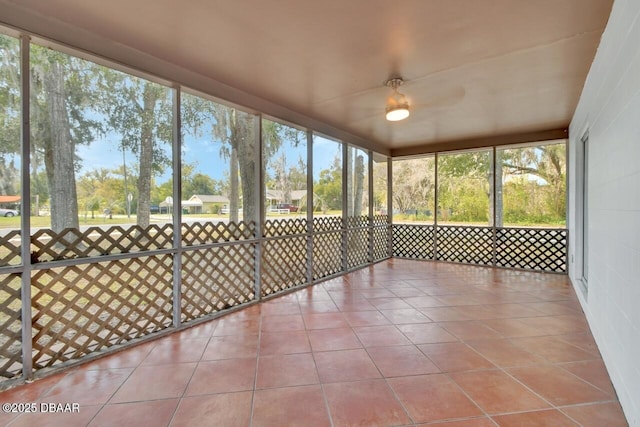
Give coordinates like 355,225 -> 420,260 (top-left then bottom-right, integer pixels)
165,322 -> 219,427
82,340 -> 159,426
248,300 -> 267,427
358,302 -> 416,426
389,271 -> 582,425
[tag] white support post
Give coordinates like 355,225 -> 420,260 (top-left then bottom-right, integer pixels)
342,143 -> 349,271
254,114 -> 263,301
172,86 -> 182,328
306,130 -> 314,284
433,153 -> 439,260
491,146 -> 498,266
19,35 -> 33,380
368,151 -> 374,263
387,157 -> 393,257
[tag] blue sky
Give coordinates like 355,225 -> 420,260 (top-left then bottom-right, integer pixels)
76,132 -> 341,186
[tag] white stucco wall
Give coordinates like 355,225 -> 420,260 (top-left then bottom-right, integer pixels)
568,1 -> 640,425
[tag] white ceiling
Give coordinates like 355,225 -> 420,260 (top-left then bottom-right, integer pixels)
0,0 -> 613,155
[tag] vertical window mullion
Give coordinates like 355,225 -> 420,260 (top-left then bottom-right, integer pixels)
20,34 -> 33,380
306,130 -> 314,284
171,86 -> 182,328
254,114 -> 263,301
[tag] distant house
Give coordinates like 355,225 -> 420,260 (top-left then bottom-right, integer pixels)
188,194 -> 230,214
265,190 -> 307,209
0,195 -> 21,205
156,195 -> 229,214
0,195 -> 21,211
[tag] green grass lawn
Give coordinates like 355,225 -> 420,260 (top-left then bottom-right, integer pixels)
0,213 -> 227,229
0,215 -> 145,229
0,211 -> 345,229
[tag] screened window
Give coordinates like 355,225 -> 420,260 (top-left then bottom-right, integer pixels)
0,33 -> 21,265
346,146 -> 369,219
312,134 -> 342,218
263,119 -> 307,219
181,92 -> 257,223
497,142 -> 566,227
392,156 -> 435,224
437,149 -> 492,226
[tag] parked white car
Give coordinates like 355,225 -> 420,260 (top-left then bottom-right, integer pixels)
0,208 -> 19,217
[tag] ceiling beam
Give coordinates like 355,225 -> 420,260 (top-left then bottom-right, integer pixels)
390,128 -> 568,157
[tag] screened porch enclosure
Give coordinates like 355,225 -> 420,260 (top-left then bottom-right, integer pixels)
0,31 -> 567,389
0,146 -> 568,387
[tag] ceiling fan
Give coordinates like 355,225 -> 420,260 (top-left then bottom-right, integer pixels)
345,77 -> 466,124
385,77 -> 411,121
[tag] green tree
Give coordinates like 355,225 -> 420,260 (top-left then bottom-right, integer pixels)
288,156 -> 308,191
344,147 -> 366,217
31,170 -> 50,212
178,161 -> 223,198
152,179 -> 173,207
187,173 -> 221,197
372,160 -> 388,214
499,144 -> 566,225
77,170 -> 100,218
2,37 -> 105,229
437,151 -> 491,224
262,120 -> 305,215
392,157 -> 435,218
436,144 -> 566,225
0,35 -> 21,198
182,95 -> 257,222
30,45 -> 103,231
78,167 -> 133,217
314,154 -> 342,212
99,71 -> 172,228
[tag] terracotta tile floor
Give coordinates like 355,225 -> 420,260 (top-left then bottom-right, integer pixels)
0,259 -> 629,426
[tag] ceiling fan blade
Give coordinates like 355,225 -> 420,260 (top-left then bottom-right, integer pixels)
410,85 -> 466,109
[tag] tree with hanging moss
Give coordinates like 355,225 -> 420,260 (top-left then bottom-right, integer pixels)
98,71 -> 172,228
30,46 -> 103,231
0,36 -> 21,198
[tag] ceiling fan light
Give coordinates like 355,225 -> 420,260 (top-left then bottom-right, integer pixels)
386,105 -> 410,121
384,77 -> 410,121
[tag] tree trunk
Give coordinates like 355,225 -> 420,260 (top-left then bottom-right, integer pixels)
44,61 -> 79,232
237,114 -> 256,223
346,148 -> 354,216
353,154 -> 364,217
278,152 -> 292,203
229,143 -> 239,223
0,159 -> 19,195
137,83 -> 158,229
489,151 -> 504,227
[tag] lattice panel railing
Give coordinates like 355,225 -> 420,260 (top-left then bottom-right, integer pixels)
263,218 -> 308,237
392,224 -> 568,273
182,221 -> 255,246
181,244 -> 255,322
30,224 -> 173,263
262,237 -> 308,296
346,215 -> 369,229
373,215 -> 390,227
31,255 -> 173,369
0,273 -> 22,381
0,230 -> 21,267
496,228 -> 567,272
313,216 -> 343,233
393,224 -> 435,259
347,229 -> 369,268
313,232 -> 343,279
436,225 -> 493,265
372,226 -> 390,261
